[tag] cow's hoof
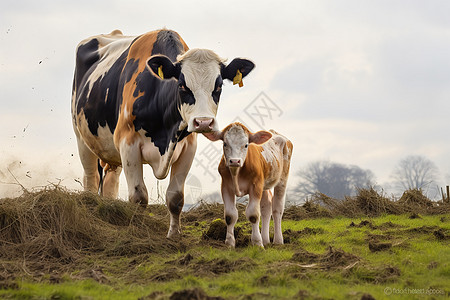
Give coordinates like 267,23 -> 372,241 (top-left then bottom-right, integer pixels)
167,228 -> 181,240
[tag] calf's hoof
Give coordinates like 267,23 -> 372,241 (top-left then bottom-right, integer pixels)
251,239 -> 264,248
273,236 -> 284,245
225,236 -> 236,248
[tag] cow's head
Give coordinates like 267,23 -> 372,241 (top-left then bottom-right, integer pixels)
203,122 -> 272,168
147,49 -> 254,133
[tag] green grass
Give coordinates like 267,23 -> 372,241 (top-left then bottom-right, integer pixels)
1,214 -> 449,299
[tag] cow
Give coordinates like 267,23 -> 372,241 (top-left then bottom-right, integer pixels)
71,29 -> 254,238
203,122 -> 293,248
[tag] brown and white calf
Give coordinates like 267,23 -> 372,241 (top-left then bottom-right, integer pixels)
204,122 -> 293,247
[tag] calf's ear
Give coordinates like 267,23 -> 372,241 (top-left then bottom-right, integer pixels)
147,55 -> 181,79
221,58 -> 255,81
202,131 -> 224,142
249,131 -> 272,145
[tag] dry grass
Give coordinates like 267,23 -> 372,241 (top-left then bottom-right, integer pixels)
0,188 -> 182,279
284,188 -> 450,220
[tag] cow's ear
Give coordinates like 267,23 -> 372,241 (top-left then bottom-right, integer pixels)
147,55 -> 181,79
202,130 -> 223,142
249,130 -> 272,145
221,58 -> 255,81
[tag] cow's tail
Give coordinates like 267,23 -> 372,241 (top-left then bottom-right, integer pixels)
98,159 -> 104,196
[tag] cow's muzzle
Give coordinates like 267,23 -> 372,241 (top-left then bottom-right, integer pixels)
192,117 -> 215,132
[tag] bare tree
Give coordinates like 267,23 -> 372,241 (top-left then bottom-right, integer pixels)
292,160 -> 376,200
391,155 -> 439,192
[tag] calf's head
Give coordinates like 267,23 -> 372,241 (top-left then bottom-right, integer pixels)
147,49 -> 254,133
204,122 -> 272,168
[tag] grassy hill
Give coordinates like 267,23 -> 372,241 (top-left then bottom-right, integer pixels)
0,188 -> 449,299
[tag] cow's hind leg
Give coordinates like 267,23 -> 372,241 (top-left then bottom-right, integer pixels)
102,167 -> 122,198
76,136 -> 100,193
260,190 -> 272,246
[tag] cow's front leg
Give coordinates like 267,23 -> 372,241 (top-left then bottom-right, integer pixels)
222,184 -> 238,247
166,137 -> 196,239
119,140 -> 148,206
260,190 -> 272,246
246,189 -> 263,247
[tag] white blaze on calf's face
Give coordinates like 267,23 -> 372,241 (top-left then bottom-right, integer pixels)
223,125 -> 249,168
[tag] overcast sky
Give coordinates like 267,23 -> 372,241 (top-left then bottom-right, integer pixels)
1,0 -> 449,202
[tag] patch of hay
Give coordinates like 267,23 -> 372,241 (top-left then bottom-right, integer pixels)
398,189 -> 434,213
183,201 -> 247,224
0,188 -> 180,277
353,188 -> 401,217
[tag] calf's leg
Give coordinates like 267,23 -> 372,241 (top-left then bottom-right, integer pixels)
222,185 -> 238,247
246,191 -> 263,247
260,190 -> 272,246
272,182 -> 287,244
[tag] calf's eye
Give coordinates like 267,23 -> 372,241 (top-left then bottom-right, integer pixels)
245,144 -> 248,148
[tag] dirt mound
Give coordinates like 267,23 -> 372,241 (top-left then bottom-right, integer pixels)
0,188 -> 181,278
368,241 -> 392,252
192,257 -> 253,276
283,227 -> 325,243
203,218 -> 227,240
348,220 -> 403,231
202,218 -> 250,247
169,288 -> 224,300
348,220 -> 376,229
345,265 -> 401,283
291,246 -> 359,270
433,228 -> 450,240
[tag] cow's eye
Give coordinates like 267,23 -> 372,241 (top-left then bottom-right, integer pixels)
223,142 -> 227,147
179,84 -> 186,91
215,85 -> 222,92
245,144 -> 248,148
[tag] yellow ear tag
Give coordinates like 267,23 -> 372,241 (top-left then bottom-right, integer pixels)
233,69 -> 243,87
158,65 -> 164,79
